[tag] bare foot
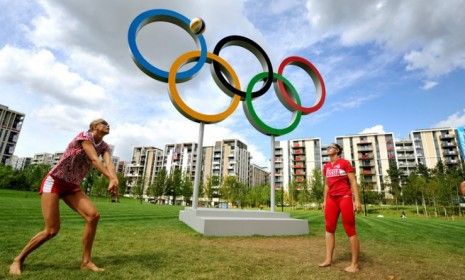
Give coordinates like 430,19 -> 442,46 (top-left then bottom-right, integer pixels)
318,261 -> 331,267
344,264 -> 360,273
80,262 -> 105,272
9,260 -> 22,276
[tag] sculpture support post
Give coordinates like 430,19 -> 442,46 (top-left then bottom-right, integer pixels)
192,122 -> 204,209
270,135 -> 275,212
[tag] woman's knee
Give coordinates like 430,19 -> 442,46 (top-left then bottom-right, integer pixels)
44,226 -> 60,239
85,211 -> 100,224
342,220 -> 356,237
325,222 -> 337,233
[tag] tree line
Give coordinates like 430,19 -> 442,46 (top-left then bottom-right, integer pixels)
0,163 -> 127,198
385,160 -> 465,217
2,160 -> 463,216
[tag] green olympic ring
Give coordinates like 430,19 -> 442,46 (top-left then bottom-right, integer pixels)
244,72 -> 302,136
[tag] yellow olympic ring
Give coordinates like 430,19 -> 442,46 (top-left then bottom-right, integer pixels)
168,51 -> 241,124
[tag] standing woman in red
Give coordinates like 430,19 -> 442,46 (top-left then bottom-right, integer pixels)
318,143 -> 362,272
9,119 -> 118,276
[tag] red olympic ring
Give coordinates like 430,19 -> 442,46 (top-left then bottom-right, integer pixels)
276,56 -> 326,115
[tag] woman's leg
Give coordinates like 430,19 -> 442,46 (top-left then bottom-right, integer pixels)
63,191 -> 103,272
340,197 -> 360,272
9,193 -> 61,276
319,197 -> 339,267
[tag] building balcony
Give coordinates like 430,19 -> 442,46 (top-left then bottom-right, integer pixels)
293,156 -> 305,162
443,150 -> 458,156
293,171 -> 306,175
361,168 -> 375,175
358,154 -> 374,160
359,161 -> 375,167
294,177 -> 304,183
358,146 -> 373,151
440,134 -> 454,140
441,142 -> 456,148
292,149 -> 304,155
445,159 -> 459,165
293,164 -> 304,168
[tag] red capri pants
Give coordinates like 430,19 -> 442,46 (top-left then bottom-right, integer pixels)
324,195 -> 357,237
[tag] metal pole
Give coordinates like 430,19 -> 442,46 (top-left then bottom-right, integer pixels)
281,186 -> 284,212
270,135 -> 275,212
192,122 -> 204,209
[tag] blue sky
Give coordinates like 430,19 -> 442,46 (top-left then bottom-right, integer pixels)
1,0 -> 465,167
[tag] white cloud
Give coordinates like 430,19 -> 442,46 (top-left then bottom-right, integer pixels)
33,104 -> 102,132
359,124 -> 386,134
304,0 -> 465,77
421,80 -> 438,90
0,45 -> 106,106
433,110 -> 465,128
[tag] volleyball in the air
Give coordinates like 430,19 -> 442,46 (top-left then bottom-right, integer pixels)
190,17 -> 206,35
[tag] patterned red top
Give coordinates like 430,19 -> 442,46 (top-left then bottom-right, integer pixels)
49,131 -> 109,185
323,158 -> 354,197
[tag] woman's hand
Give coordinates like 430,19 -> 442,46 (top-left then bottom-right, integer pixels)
108,177 -> 119,195
354,200 -> 362,213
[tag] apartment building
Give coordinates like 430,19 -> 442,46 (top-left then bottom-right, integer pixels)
0,105 -> 25,165
395,139 -> 416,177
31,153 -> 53,165
163,142 -> 198,182
411,128 -> 462,169
8,156 -> 31,170
210,139 -> 250,185
116,160 -> 126,174
51,152 -> 63,166
336,133 -> 395,192
274,138 -> 322,192
125,146 -> 163,194
202,146 -> 214,185
457,127 -> 465,160
249,164 -> 269,187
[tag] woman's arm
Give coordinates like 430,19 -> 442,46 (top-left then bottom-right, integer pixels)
322,176 -> 328,211
82,141 -> 118,193
348,172 -> 362,212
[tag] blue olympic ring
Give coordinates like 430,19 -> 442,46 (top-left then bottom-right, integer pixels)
127,9 -> 208,83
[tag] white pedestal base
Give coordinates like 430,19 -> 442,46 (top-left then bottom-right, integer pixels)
179,207 -> 309,236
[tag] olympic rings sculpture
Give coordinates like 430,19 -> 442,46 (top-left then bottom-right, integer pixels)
128,9 -> 326,136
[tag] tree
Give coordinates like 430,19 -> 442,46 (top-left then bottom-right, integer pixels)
386,159 -> 403,208
91,175 -> 109,197
403,171 -> 425,215
117,172 -> 127,197
204,175 -> 219,206
310,169 -> 324,206
297,180 -> 311,209
287,181 -> 298,208
23,164 -> 51,191
82,168 -> 99,195
166,168 -> 182,205
148,168 -> 167,204
219,176 -> 245,207
132,177 -> 145,203
0,164 -> 18,190
180,173 -> 193,205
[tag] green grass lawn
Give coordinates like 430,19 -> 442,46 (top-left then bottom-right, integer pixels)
1,189 -> 464,280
